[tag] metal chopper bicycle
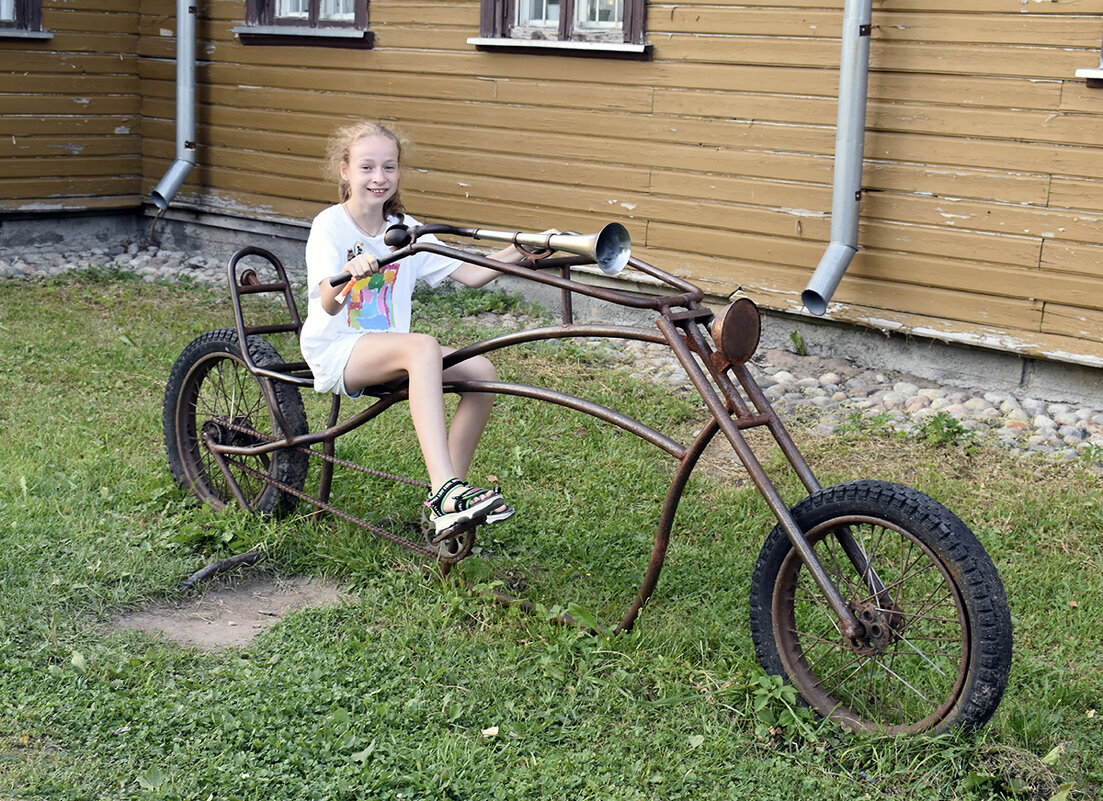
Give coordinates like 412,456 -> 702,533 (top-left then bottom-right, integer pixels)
162,220 -> 1012,736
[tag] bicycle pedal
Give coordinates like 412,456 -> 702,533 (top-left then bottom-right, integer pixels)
429,518 -> 478,545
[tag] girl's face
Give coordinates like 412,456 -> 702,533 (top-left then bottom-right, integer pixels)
340,134 -> 400,216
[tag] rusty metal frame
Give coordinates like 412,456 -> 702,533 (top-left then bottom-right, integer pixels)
198,231 -> 868,638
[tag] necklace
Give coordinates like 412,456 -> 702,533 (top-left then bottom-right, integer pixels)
342,202 -> 386,237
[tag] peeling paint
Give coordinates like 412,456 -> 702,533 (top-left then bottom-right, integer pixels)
1040,350 -> 1103,369
13,202 -> 81,212
193,190 -> 280,216
72,97 -> 91,106
781,208 -> 827,218
620,202 -> 637,211
841,314 -> 1103,369
114,127 -> 130,135
160,27 -> 173,36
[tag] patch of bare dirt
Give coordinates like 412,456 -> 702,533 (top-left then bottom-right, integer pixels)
110,574 -> 350,650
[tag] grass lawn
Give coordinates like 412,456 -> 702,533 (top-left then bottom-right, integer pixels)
0,269 -> 1100,800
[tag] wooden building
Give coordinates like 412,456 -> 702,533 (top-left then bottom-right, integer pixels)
2,0 -> 1102,374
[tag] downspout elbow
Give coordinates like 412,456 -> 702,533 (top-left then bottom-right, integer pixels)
802,241 -> 856,316
151,156 -> 195,211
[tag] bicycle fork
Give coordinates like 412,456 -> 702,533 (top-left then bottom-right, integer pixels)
656,307 -> 870,642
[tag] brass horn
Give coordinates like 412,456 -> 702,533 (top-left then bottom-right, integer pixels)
472,223 -> 630,276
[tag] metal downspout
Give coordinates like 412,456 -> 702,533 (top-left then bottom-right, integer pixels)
150,0 -> 196,210
801,0 -> 873,316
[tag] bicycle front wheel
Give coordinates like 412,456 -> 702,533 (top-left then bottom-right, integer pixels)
748,480 -> 1012,734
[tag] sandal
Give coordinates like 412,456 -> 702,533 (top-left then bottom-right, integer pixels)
484,488 -> 515,525
425,477 -> 505,536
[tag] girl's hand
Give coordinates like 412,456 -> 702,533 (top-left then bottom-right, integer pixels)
345,251 -> 380,279
507,229 -> 560,263
333,251 -> 380,306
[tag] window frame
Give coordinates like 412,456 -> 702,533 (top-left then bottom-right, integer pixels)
471,0 -> 649,57
1076,29 -> 1103,88
0,0 -> 50,37
236,0 -> 373,48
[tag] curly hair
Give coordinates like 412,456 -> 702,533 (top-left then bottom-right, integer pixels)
324,121 -> 406,220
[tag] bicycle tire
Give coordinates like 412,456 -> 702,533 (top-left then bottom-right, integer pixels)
748,480 -> 1012,734
162,328 -> 308,518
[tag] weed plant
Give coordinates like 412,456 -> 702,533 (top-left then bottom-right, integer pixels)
0,272 -> 1100,799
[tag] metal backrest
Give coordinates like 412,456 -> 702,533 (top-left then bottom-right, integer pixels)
227,246 -> 314,387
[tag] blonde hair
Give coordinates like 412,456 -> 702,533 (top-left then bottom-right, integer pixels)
324,121 -> 406,220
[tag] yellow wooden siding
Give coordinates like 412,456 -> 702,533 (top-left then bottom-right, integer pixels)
0,0 -> 141,211
3,0 -> 1103,366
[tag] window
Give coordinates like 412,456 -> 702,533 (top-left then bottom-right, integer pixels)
0,0 -> 49,36
1076,28 -> 1103,88
235,0 -> 373,48
470,0 -> 648,56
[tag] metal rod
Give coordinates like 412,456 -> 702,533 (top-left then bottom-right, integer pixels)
206,378 -> 688,463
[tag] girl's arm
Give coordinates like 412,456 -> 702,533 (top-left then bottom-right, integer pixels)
448,245 -> 525,289
449,230 -> 560,288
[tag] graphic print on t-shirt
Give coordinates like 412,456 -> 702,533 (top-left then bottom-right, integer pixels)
345,241 -> 400,331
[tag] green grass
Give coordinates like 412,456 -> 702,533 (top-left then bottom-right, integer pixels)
1,270 -> 1101,800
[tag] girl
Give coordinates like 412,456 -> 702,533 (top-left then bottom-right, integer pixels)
299,121 -> 524,536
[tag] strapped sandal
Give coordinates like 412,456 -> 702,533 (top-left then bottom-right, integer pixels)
425,477 -> 505,536
484,487 -> 515,525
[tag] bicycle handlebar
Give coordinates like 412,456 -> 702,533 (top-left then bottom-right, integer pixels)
324,222 -> 703,311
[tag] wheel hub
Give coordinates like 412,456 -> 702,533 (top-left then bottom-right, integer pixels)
847,600 -> 902,656
201,415 -> 262,449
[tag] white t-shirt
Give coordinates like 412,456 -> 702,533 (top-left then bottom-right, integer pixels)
299,205 -> 460,394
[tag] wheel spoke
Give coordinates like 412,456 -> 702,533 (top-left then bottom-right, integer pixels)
866,653 -> 934,704
187,353 -> 276,507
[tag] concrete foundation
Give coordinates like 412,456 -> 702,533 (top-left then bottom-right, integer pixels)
4,209 -> 1101,406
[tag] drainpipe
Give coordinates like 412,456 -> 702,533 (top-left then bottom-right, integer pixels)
801,0 -> 873,316
150,0 -> 196,210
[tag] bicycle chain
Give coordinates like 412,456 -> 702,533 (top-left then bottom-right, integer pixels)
206,416 -> 474,563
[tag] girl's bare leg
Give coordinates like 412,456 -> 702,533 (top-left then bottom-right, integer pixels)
441,346 -> 497,481
343,332 -> 454,491
342,335 -> 497,503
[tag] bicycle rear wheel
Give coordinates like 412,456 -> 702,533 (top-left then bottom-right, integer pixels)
163,328 -> 308,517
748,480 -> 1011,734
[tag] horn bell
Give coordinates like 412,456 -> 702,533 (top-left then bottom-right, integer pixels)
589,222 -> 631,276
475,223 -> 631,276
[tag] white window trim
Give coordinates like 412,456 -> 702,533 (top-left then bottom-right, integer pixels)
467,36 -> 646,53
233,24 -> 365,37
0,28 -> 50,37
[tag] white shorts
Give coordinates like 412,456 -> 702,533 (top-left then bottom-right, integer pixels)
303,332 -> 366,397
334,367 -> 365,399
